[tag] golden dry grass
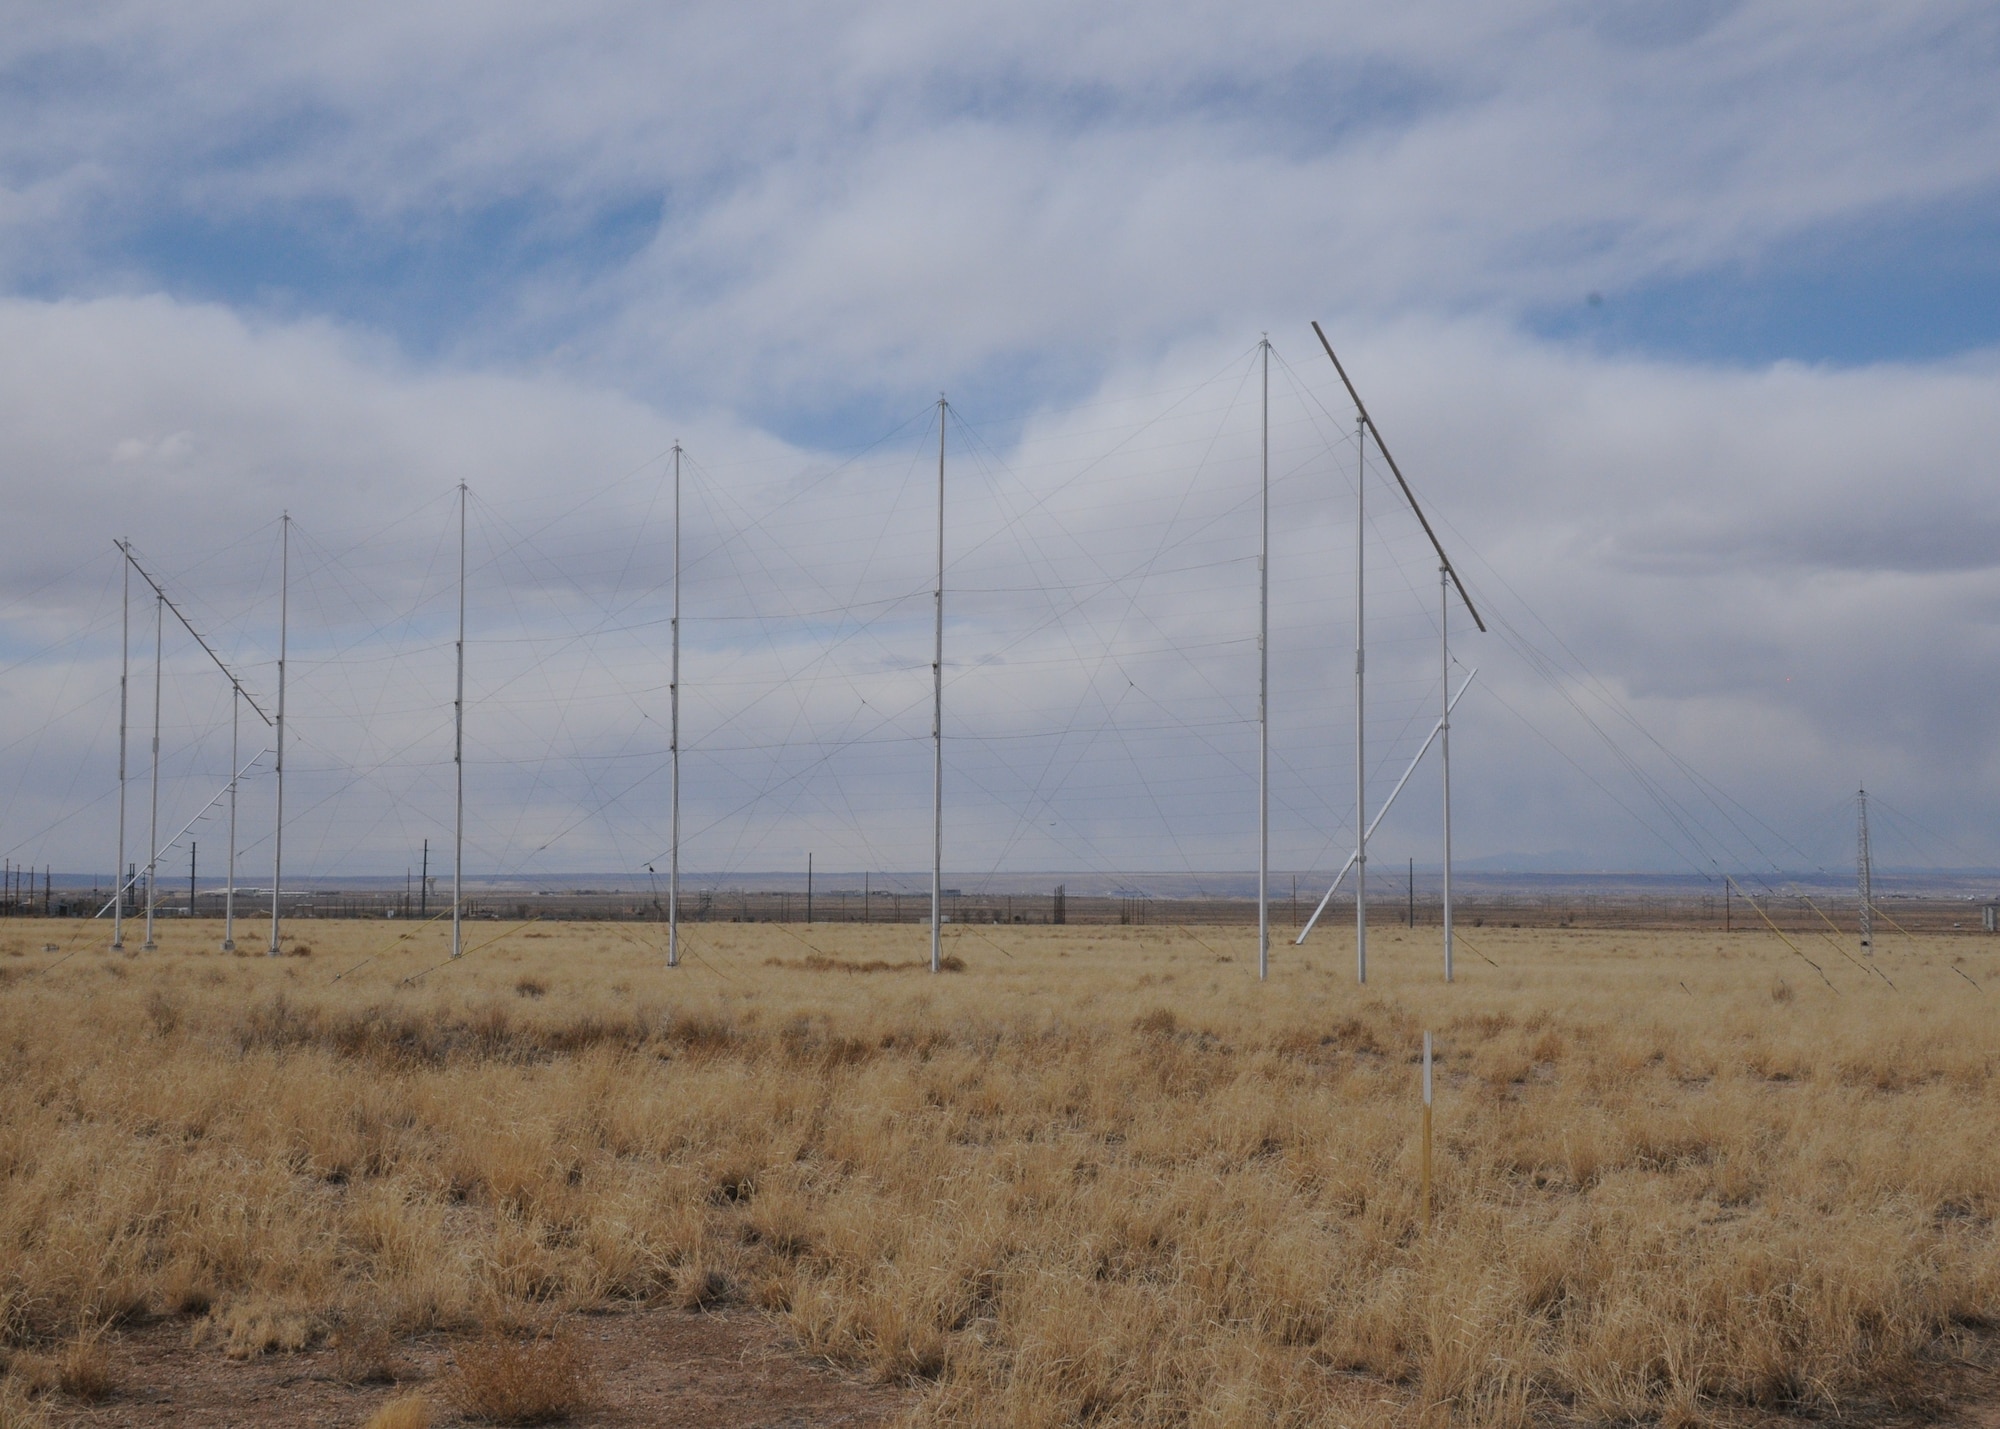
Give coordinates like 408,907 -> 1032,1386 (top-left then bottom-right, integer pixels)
445,1326 -> 597,1423
1,915 -> 1997,1426
363,1391 -> 434,1429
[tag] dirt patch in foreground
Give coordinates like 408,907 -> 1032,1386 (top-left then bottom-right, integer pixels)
46,1308 -> 908,1427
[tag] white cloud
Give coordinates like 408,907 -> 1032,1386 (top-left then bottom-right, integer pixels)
3,5 -> 1999,882
1,294 -> 1998,881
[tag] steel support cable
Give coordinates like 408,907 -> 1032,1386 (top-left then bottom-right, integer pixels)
940,392 -> 1248,888
956,384 -> 1448,884
683,448 -> 938,725
687,486 -> 924,753
127,518 -> 293,687
940,345 -> 1263,573
675,470 -> 921,880
943,387 -> 1268,880
1724,876 -> 1837,989
461,490 -> 673,758
949,392 -> 1263,693
465,497 -> 617,865
1790,890 -> 1897,987
1402,479 -> 1813,876
1481,617 -> 1754,876
657,403 -> 938,582
973,683 -> 1166,890
1868,793 -> 1991,873
1475,677 -> 1719,877
680,447 -> 933,750
1276,356 -> 1456,650
0,570 -> 121,838
939,751 -> 1131,883
400,915 -> 542,984
276,521 -> 456,873
0,567 -> 122,684
629,677 -> 938,869
1484,604 -> 1787,875
441,484 -> 740,880
1271,346 -> 1778,879
9,692 -> 119,857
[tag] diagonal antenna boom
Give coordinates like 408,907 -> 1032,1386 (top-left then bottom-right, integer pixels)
118,542 -> 274,725
1311,322 -> 1485,632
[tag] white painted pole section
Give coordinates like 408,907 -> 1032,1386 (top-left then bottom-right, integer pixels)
1423,1029 -> 1433,1104
669,444 -> 681,969
1440,566 -> 1453,983
223,684 -> 238,950
453,483 -> 466,958
931,398 -> 946,975
143,592 -> 162,949
1354,417 -> 1367,984
268,513 -> 288,956
1258,335 -> 1270,982
1297,670 -> 1476,942
113,544 -> 129,949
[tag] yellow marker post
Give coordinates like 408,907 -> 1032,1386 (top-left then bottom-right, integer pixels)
1421,1030 -> 1433,1230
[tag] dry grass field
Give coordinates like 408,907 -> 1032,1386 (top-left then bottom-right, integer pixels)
1,912 -> 1997,1426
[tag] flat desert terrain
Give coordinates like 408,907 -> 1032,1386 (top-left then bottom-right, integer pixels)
1,915 -> 1996,1427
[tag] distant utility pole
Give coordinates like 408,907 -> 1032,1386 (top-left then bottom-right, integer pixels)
420,839 -> 429,917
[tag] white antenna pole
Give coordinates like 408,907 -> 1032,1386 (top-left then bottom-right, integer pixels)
143,591 -> 162,949
268,512 -> 288,955
931,397 -> 946,975
113,543 -> 129,950
223,683 -> 238,950
1354,417 -> 1367,984
1258,335 -> 1271,982
669,443 -> 682,969
453,482 -> 466,958
1441,565 -> 1453,983
1857,786 -> 1873,954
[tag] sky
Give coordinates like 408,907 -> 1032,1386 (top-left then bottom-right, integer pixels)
2,1 -> 1999,889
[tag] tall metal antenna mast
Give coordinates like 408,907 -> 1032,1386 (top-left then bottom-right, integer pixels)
931,397 -> 946,975
143,591 -> 162,950
1354,417 -> 1367,984
669,443 -> 682,969
1258,335 -> 1271,982
1857,786 -> 1873,954
1440,565 -> 1454,982
113,544 -> 129,950
224,686 -> 239,950
453,483 -> 466,959
268,512 -> 288,956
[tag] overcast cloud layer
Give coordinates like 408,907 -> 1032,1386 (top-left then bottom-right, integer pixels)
2,2 -> 1998,885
